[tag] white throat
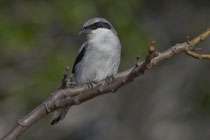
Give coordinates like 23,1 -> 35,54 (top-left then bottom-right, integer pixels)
87,28 -> 115,41
87,28 -> 120,52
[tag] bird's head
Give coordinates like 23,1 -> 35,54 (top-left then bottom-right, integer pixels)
79,17 -> 117,39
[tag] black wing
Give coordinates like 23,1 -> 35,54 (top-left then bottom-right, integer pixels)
72,43 -> 88,73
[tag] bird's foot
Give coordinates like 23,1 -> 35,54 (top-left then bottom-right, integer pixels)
105,76 -> 115,85
93,81 -> 101,87
86,83 -> 94,90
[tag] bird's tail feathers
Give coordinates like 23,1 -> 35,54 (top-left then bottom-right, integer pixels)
51,106 -> 71,125
51,76 -> 76,125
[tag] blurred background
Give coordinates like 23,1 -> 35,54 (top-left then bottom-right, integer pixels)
0,0 -> 210,140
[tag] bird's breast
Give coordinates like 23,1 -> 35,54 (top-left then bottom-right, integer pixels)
74,31 -> 121,84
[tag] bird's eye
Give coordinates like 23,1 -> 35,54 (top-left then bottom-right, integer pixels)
94,23 -> 98,27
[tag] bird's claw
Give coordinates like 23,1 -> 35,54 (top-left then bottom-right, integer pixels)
86,83 -> 94,90
93,81 -> 101,87
105,76 -> 115,85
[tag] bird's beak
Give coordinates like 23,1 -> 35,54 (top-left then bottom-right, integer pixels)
79,28 -> 91,36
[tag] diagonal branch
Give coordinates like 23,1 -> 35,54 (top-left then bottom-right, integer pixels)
185,49 -> 210,59
1,29 -> 210,140
184,29 -> 210,59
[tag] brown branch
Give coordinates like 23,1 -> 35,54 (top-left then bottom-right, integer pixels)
184,29 -> 210,59
185,49 -> 210,59
1,29 -> 210,140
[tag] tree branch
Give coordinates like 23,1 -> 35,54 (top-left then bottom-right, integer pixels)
1,29 -> 210,140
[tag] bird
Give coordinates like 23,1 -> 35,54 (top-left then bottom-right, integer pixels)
51,17 -> 122,125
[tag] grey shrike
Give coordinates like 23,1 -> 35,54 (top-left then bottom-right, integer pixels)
51,17 -> 122,125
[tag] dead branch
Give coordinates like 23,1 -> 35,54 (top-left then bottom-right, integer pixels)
1,29 -> 210,140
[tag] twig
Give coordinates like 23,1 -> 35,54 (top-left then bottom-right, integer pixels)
185,49 -> 210,59
60,66 -> 70,89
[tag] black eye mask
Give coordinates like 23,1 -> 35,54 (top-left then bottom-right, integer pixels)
84,21 -> 112,30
